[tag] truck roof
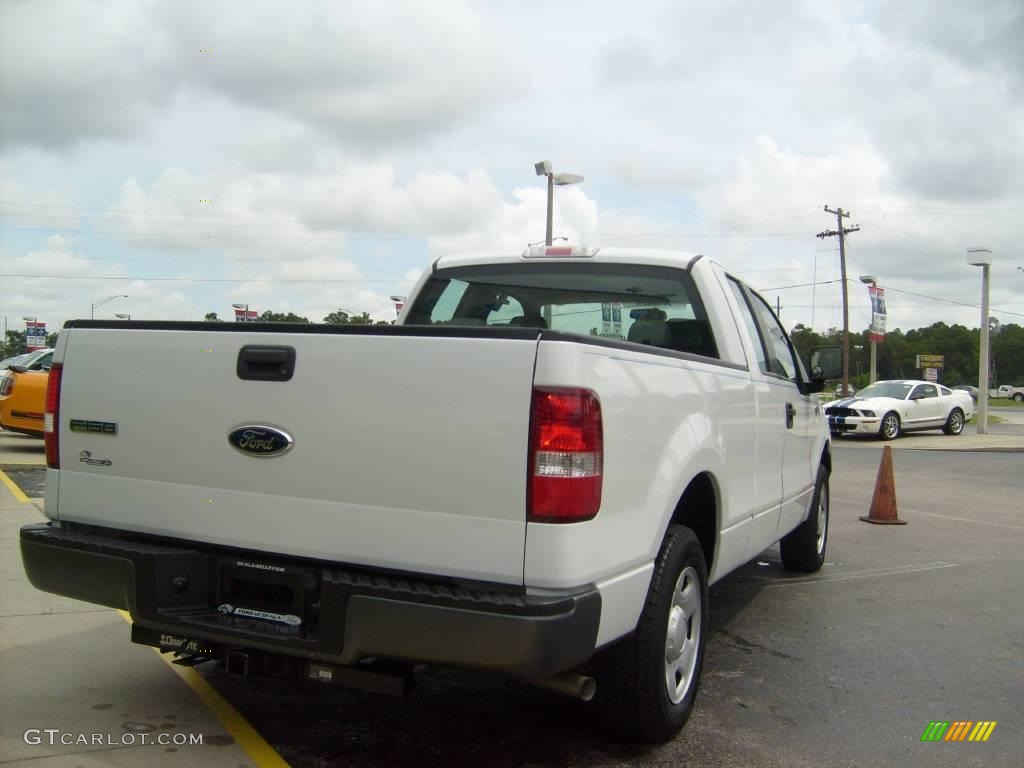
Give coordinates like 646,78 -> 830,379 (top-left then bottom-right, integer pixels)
433,247 -> 705,273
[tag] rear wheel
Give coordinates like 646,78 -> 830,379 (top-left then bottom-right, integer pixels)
780,464 -> 829,573
1014,393 -> 1024,403
595,526 -> 708,743
942,408 -> 965,435
879,412 -> 901,440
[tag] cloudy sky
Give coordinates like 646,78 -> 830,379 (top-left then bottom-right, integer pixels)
2,0 -> 1022,339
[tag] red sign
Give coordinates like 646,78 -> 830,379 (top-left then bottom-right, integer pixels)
233,308 -> 259,322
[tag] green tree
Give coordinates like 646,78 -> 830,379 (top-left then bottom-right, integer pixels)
258,310 -> 310,323
323,309 -> 372,325
3,330 -> 26,357
992,323 -> 1024,384
204,312 -> 222,321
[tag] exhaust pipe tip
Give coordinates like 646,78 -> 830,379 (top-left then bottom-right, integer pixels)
523,672 -> 597,701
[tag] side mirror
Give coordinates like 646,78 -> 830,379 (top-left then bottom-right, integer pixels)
909,393 -> 924,401
809,347 -> 842,380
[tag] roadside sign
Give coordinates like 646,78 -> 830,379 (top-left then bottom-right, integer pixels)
25,321 -> 47,351
916,354 -> 944,368
924,368 -> 938,382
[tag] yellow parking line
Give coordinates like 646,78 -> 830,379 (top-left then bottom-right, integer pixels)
0,469 -> 31,504
117,611 -> 290,767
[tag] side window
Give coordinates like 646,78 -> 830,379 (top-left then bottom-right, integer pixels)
727,279 -> 768,373
914,384 -> 938,399
748,292 -> 798,380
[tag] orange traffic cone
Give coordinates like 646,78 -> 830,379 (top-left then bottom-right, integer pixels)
860,445 -> 907,525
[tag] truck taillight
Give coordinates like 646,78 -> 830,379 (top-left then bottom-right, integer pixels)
528,387 -> 602,522
44,363 -> 62,469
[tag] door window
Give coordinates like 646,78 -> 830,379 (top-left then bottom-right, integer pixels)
748,293 -> 798,380
727,279 -> 768,373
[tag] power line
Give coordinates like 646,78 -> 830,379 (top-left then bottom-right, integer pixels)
763,279 -> 843,291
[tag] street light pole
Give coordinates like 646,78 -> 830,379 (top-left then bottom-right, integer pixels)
91,294 -> 127,319
534,161 -> 584,246
968,249 -> 993,435
859,275 -> 878,384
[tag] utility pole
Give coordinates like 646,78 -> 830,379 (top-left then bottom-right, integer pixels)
817,206 -> 859,396
775,297 -> 782,317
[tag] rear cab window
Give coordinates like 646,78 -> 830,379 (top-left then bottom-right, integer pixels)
406,262 -> 720,359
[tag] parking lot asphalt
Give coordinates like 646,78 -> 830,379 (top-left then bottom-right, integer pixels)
0,435 -> 277,766
1,429 -> 1021,767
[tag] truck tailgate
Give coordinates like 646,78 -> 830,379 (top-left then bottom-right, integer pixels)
53,327 -> 539,585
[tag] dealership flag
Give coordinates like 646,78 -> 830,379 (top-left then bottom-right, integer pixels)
868,286 -> 887,342
25,320 -> 47,351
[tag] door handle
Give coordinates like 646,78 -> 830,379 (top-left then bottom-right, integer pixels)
785,402 -> 796,429
237,345 -> 296,382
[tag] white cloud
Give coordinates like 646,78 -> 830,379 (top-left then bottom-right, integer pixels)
2,1 -> 1022,338
0,0 -> 522,151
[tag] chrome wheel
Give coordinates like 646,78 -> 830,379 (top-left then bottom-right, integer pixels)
948,410 -> 964,435
881,412 -> 900,440
665,566 -> 702,704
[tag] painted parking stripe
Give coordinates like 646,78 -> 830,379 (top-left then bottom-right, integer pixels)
0,469 -> 31,504
117,611 -> 289,767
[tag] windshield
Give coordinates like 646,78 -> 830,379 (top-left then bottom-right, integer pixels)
855,381 -> 913,400
406,262 -> 719,358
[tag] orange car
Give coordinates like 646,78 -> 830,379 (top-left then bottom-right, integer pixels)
0,356 -> 52,439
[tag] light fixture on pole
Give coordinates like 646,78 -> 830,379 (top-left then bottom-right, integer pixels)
534,161 -> 584,246
91,294 -> 127,319
967,248 -> 993,434
115,313 -> 131,320
859,275 -> 878,384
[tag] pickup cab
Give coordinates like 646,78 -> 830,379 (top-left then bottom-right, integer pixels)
21,245 -> 840,742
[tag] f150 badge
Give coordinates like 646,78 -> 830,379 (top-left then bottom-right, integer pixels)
228,425 -> 293,458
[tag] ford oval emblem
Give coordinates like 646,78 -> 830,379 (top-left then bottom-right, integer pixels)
228,425 -> 294,458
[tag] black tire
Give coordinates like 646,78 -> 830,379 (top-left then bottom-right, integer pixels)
1014,393 -> 1024,403
595,525 -> 708,743
942,408 -> 965,436
879,411 -> 901,441
780,464 -> 829,573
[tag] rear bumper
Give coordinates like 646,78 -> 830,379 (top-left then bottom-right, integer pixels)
20,522 -> 600,678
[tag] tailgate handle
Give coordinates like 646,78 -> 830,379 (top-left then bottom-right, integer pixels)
237,346 -> 296,382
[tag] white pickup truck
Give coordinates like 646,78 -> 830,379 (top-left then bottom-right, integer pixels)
993,384 -> 1024,402
21,245 -> 840,742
